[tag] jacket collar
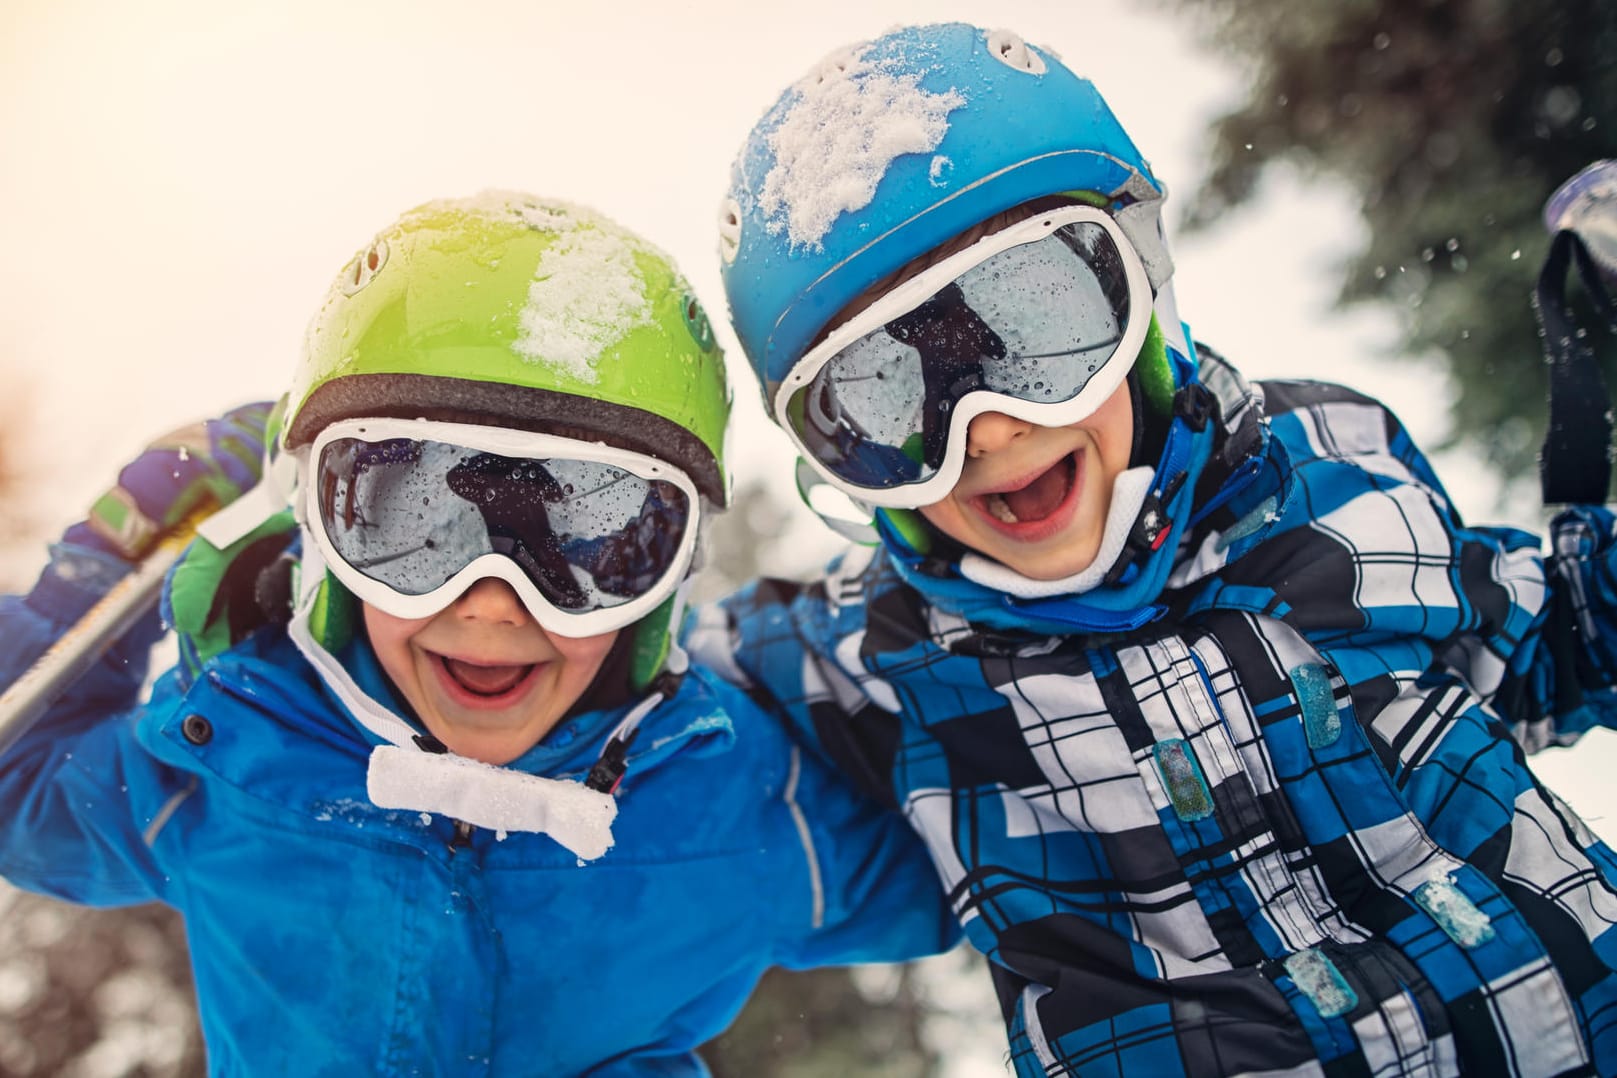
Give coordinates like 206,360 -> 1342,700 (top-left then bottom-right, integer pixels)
148,633 -> 738,858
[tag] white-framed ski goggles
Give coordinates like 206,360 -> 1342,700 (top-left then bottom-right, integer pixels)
776,204 -> 1153,509
301,417 -> 701,637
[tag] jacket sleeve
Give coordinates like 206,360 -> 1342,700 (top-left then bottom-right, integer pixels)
777,733 -> 961,969
689,556 -> 912,813
1504,504 -> 1617,749
1254,380 -> 1617,752
0,543 -> 183,906
1,542 -> 162,711
682,633 -> 957,969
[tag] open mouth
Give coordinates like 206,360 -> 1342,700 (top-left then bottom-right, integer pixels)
437,656 -> 539,700
974,452 -> 1080,528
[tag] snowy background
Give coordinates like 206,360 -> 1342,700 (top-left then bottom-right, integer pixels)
2,1 -> 1613,1074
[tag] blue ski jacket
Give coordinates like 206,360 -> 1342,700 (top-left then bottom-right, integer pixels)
0,543 -> 956,1077
694,348 -> 1617,1078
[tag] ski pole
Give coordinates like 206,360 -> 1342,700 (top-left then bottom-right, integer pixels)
1538,161 -> 1617,505
0,508 -> 210,758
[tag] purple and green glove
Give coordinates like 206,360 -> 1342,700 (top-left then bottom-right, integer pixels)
17,401 -> 281,699
62,401 -> 273,562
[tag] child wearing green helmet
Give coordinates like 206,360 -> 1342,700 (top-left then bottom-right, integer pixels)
0,192 -> 954,1074
696,22 -> 1617,1078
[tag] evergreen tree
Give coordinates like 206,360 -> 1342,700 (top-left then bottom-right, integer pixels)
1165,0 -> 1617,483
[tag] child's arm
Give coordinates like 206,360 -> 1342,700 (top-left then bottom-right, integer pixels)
780,744 -> 963,969
2,401 -> 272,713
1500,504 -> 1617,748
0,545 -> 185,905
1256,379 -> 1617,749
692,669 -> 960,968
0,403 -> 270,902
688,549 -> 904,811
690,563 -> 961,965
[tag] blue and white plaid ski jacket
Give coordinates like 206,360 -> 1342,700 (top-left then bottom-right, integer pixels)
694,349 -> 1617,1077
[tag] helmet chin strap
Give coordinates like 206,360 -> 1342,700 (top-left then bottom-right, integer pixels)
1152,279 -> 1190,366
287,530 -> 416,748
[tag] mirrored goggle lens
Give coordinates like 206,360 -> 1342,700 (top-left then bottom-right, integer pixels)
315,437 -> 692,613
787,220 -> 1135,491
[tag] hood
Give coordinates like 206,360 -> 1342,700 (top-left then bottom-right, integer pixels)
877,345 -> 1293,636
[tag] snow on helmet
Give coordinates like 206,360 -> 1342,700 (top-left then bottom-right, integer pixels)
718,22 -> 1176,400
288,191 -> 730,506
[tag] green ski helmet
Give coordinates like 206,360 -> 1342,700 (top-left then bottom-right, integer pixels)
281,192 -> 731,686
285,191 -> 729,504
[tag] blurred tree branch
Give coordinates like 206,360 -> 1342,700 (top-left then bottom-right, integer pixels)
1161,0 -> 1617,485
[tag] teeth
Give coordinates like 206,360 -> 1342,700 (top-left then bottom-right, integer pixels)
986,492 -> 1020,524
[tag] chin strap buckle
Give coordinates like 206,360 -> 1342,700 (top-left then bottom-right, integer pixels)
413,733 -> 449,754
1134,494 -> 1173,553
1173,383 -> 1216,433
1103,473 -> 1186,587
584,728 -> 640,794
583,665 -> 684,795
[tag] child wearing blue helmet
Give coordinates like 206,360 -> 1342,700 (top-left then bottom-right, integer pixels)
697,22 -> 1617,1077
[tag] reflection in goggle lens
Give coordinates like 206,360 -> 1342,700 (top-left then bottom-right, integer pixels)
791,221 -> 1133,492
316,438 -> 690,612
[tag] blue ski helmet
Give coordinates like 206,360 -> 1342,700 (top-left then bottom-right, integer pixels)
719,23 -> 1175,399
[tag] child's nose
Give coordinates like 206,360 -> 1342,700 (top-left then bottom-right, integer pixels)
966,411 -> 1034,458
454,577 -> 530,626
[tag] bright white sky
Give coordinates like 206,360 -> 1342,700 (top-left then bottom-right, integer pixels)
4,0 -> 1526,541
2,3 -> 1612,1059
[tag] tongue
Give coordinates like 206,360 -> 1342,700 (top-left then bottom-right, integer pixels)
1003,457 -> 1073,523
445,659 -> 531,696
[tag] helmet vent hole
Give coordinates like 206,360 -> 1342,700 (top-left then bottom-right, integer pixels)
718,197 -> 742,263
340,238 -> 389,296
986,29 -> 1046,75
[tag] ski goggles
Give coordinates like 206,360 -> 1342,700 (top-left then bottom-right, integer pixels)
776,204 -> 1153,508
302,418 -> 700,637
